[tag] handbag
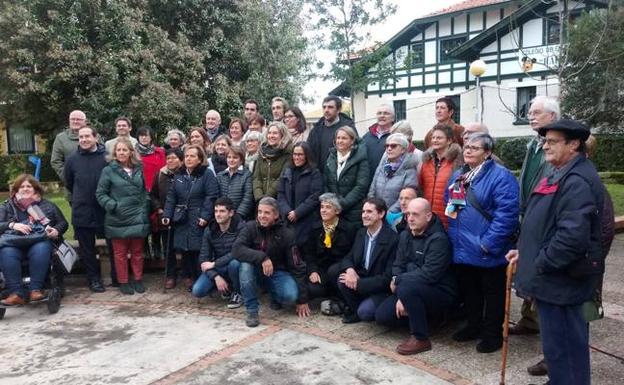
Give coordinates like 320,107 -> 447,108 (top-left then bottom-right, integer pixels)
54,240 -> 79,274
0,223 -> 48,248
172,177 -> 197,224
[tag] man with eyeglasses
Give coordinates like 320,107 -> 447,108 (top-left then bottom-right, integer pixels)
51,110 -> 88,201
362,103 -> 395,180
509,95 -> 559,378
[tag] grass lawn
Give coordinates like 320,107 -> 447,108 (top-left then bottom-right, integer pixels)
48,193 -> 73,240
606,184 -> 624,217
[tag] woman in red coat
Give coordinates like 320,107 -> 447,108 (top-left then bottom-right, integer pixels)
418,124 -> 462,229
136,126 -> 165,258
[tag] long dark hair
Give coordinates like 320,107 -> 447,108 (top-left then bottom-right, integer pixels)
286,106 -> 307,133
292,141 -> 316,169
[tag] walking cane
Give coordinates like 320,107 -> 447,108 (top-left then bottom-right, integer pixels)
162,226 -> 171,293
500,260 -> 517,385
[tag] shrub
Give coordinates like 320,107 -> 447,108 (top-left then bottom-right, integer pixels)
0,153 -> 59,191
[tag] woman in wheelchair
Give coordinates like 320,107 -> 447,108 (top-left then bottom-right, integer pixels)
0,174 -> 68,306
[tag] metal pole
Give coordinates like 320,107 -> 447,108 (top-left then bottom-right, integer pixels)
475,76 -> 481,122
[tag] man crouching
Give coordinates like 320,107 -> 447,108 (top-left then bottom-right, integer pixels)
232,197 -> 310,327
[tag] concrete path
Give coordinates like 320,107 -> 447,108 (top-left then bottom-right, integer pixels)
1,234 -> 624,385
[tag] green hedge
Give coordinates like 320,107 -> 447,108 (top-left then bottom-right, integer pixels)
415,135 -> 624,172
0,153 -> 58,191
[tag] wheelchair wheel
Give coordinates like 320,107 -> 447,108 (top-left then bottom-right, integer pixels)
47,287 -> 61,314
0,308 -> 5,320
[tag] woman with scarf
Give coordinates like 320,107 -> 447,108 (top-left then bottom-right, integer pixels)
445,133 -> 519,354
277,142 -> 322,245
0,175 -> 68,306
419,124 -> 463,229
136,126 -> 166,259
228,118 -> 246,147
150,148 -> 184,289
324,125 -> 370,226
244,130 -> 263,173
252,121 -> 292,201
368,133 -> 418,213
301,193 -> 355,308
284,106 -> 309,145
210,135 -> 231,174
96,138 -> 151,295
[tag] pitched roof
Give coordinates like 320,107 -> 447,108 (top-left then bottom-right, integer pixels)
426,0 -> 511,17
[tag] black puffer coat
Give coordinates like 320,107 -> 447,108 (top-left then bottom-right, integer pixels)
217,168 -> 254,219
163,165 -> 218,252
277,166 -> 322,244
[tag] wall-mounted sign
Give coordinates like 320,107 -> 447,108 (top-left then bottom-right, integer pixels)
518,45 -> 560,71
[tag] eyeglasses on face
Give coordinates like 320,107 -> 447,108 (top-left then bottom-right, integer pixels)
385,143 -> 399,149
463,145 -> 484,152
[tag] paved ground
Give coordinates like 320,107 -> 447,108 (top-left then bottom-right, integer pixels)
1,234 -> 624,385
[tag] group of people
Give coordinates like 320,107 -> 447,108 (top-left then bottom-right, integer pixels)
0,94 -> 610,385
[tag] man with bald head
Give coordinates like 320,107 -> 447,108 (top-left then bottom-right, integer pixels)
51,110 -> 87,183
375,198 -> 458,355
205,109 -> 226,142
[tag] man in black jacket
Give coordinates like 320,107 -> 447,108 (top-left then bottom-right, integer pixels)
232,197 -> 309,327
308,95 -> 356,172
375,198 -> 457,355
507,119 -> 605,385
338,197 -> 398,324
64,126 -> 108,292
191,198 -> 245,309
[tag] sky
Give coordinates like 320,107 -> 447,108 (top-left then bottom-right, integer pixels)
302,0 -> 464,110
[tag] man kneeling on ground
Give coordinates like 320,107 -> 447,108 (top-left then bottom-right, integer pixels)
191,198 -> 244,308
338,197 -> 398,324
375,198 -> 458,355
232,197 -> 310,327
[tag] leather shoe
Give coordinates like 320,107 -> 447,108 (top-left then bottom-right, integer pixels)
452,327 -> 480,342
89,280 -> 106,293
1,293 -> 26,306
396,336 -> 432,355
182,277 -> 194,292
508,324 -> 539,335
527,358 -> 548,376
165,278 -> 176,289
30,290 -> 45,302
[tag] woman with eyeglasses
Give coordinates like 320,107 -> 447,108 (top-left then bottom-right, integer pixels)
277,142 -> 322,245
419,124 -> 463,229
368,133 -> 418,214
445,132 -> 519,354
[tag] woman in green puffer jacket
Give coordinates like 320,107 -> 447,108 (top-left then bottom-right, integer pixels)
96,138 -> 151,295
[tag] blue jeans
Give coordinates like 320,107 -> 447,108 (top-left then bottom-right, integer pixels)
0,241 -> 53,297
537,300 -> 590,385
239,262 -> 299,314
191,259 -> 241,298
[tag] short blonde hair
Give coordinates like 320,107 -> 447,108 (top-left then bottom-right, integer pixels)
112,138 -> 141,168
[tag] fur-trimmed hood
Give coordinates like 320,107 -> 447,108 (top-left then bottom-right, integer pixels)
422,142 -> 463,167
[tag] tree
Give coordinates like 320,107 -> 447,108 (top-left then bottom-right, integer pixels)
0,0 -> 313,142
560,3 -> 624,132
310,0 -> 397,116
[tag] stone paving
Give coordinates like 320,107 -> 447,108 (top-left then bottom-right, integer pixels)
1,234 -> 624,385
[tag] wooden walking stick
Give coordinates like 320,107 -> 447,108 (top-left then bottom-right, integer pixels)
500,260 -> 517,385
162,226 -> 171,294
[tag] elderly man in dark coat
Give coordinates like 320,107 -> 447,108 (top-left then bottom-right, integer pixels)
507,119 -> 606,385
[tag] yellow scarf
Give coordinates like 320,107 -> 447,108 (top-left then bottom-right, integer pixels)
322,218 -> 339,248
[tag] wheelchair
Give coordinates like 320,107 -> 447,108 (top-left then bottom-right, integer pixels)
0,249 -> 64,319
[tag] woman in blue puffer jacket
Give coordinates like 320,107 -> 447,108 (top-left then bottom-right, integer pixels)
444,133 -> 519,354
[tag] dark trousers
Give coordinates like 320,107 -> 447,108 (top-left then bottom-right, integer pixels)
537,300 -> 590,385
337,281 -> 388,321
105,238 -> 118,284
455,264 -> 506,343
158,229 -> 176,279
375,281 -> 455,340
180,251 -> 200,280
307,262 -> 342,300
74,227 -> 102,283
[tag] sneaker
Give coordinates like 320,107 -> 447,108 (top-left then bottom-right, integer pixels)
133,280 -> 145,294
120,283 -> 135,295
321,299 -> 344,316
89,280 -> 106,293
227,293 -> 243,309
245,313 -> 260,328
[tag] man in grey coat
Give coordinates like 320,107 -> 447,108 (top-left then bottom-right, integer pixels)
51,110 -> 87,193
